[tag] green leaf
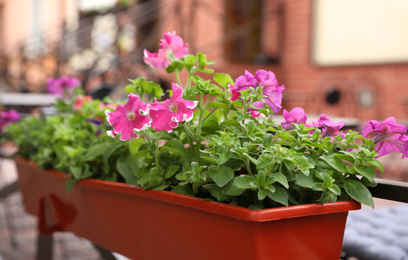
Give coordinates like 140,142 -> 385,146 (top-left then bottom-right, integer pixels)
247,120 -> 255,135
103,142 -> 126,165
220,119 -> 241,128
354,164 -> 376,182
203,184 -> 230,202
234,175 -> 255,189
200,68 -> 214,74
266,185 -> 289,206
116,152 -> 140,184
263,134 -> 273,148
182,95 -> 199,102
273,172 -> 289,189
164,165 -> 180,179
344,179 -> 375,208
217,151 -> 231,165
208,101 -> 228,109
64,146 -> 83,159
295,172 -> 320,189
258,190 -> 267,200
69,165 -> 82,180
367,159 -> 384,174
82,143 -> 111,162
171,184 -> 195,196
214,73 -> 234,88
160,140 -> 187,157
320,156 -> 347,172
222,178 -> 246,196
129,138 -> 147,154
65,178 -> 77,193
201,156 -> 218,164
208,166 -> 234,187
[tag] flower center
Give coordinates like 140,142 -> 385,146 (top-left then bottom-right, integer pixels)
169,102 -> 178,112
127,112 -> 136,120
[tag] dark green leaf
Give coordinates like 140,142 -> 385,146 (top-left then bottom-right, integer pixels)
171,185 -> 195,196
116,152 -> 140,184
266,185 -> 289,206
208,166 -> 234,187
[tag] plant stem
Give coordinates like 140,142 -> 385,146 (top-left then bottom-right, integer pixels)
245,158 -> 253,176
201,108 -> 216,125
175,70 -> 182,87
154,138 -> 161,175
183,123 -> 198,143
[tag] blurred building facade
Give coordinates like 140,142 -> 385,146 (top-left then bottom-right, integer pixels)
0,0 -> 408,121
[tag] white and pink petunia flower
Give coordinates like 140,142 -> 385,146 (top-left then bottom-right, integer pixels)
149,83 -> 197,132
105,93 -> 151,141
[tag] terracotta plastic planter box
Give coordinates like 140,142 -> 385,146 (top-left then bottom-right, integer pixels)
15,157 -> 361,260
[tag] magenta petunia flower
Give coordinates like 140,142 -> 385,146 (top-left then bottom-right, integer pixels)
143,31 -> 188,70
149,83 -> 198,132
47,76 -> 81,98
234,69 -> 285,113
362,117 -> 408,158
282,107 -> 307,130
105,93 -> 151,141
313,114 -> 345,138
0,109 -> 20,131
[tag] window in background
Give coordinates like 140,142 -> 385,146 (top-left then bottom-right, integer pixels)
312,0 -> 408,66
224,0 -> 282,63
224,0 -> 262,62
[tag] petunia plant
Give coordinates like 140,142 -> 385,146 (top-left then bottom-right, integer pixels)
101,31 -> 408,209
5,32 -> 408,210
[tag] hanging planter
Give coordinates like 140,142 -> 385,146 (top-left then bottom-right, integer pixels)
16,157 -> 360,260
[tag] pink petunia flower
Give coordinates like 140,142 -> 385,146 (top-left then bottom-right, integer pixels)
234,69 -> 285,114
149,83 -> 198,132
313,114 -> 345,138
0,109 -> 20,131
362,117 -> 408,158
105,93 -> 151,141
47,76 -> 81,98
159,31 -> 189,58
143,50 -> 171,70
143,31 -> 188,70
282,107 -> 307,130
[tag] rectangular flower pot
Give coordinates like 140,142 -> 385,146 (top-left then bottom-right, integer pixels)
15,157 -> 361,260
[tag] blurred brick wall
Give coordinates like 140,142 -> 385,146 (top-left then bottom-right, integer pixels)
158,0 -> 408,122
